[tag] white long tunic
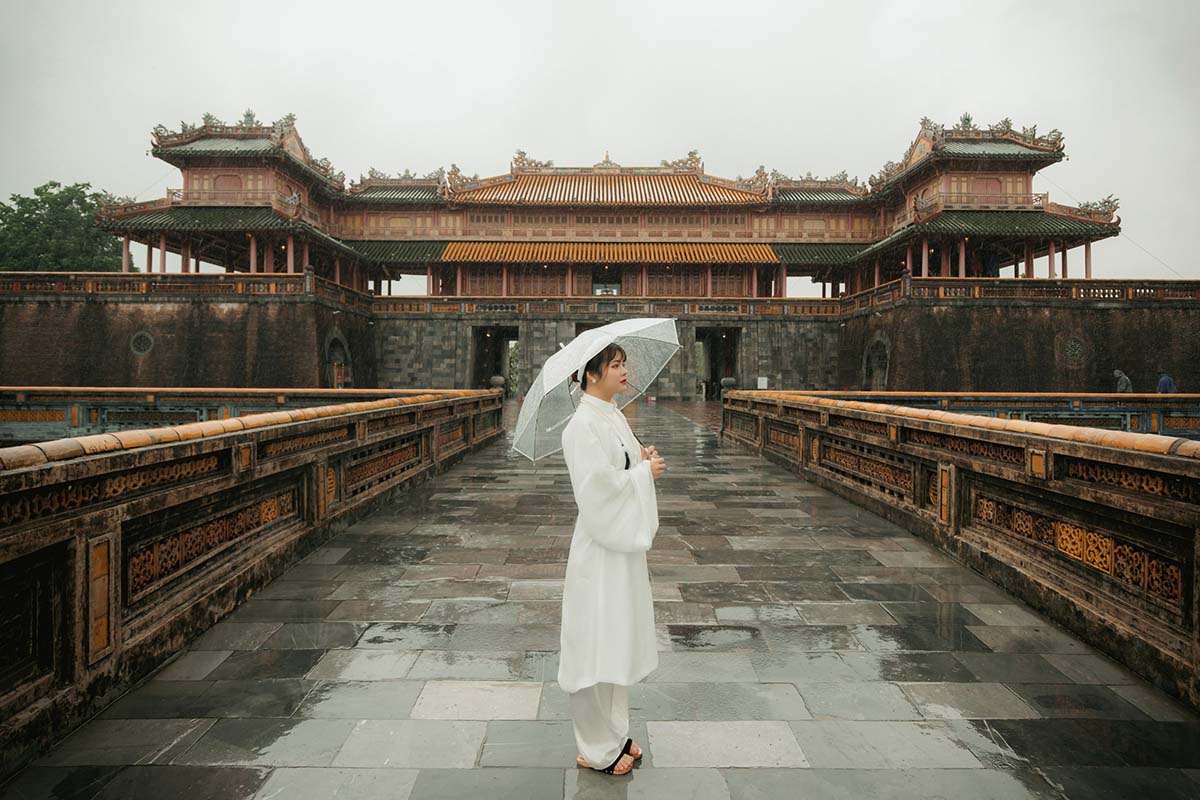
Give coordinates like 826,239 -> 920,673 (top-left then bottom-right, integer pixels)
557,391 -> 660,693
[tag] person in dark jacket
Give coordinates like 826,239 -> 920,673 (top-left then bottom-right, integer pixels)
1113,369 -> 1133,393
1156,369 -> 1178,393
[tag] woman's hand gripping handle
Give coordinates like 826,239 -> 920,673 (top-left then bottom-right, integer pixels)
641,445 -> 667,481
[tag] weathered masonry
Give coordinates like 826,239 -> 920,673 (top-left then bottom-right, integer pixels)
0,389 -> 501,778
2,273 -> 1196,399
722,391 -> 1200,710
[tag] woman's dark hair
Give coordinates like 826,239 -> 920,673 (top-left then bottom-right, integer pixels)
569,343 -> 626,390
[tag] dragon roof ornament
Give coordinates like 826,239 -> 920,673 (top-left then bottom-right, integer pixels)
349,167 -> 445,193
770,169 -> 866,195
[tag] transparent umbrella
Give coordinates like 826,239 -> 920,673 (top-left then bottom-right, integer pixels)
509,317 -> 681,461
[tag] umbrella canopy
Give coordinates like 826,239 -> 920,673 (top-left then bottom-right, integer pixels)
509,317 -> 681,461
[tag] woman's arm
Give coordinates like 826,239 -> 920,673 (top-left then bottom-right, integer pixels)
563,423 -> 659,553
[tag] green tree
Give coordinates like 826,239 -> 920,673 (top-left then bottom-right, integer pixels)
0,181 -> 127,272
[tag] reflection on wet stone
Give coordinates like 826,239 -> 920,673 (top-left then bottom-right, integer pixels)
15,399 -> 1200,795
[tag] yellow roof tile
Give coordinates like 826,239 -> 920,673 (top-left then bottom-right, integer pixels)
441,241 -> 778,264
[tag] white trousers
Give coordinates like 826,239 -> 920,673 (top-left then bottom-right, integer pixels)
568,682 -> 630,768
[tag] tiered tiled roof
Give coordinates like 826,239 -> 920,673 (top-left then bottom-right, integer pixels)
857,210 -> 1120,262
441,151 -> 768,207
772,244 -> 868,265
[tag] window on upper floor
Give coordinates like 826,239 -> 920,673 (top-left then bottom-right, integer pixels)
647,213 -> 702,227
575,213 -> 640,226
512,212 -> 568,225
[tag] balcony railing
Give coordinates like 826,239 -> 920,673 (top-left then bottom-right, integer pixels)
159,188 -> 324,227
892,192 -> 1048,231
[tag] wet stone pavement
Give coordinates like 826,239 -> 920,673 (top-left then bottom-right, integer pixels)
7,400 -> 1200,800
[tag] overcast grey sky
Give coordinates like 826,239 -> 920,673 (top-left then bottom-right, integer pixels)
2,0 -> 1197,293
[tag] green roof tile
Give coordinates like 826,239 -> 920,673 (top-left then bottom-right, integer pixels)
940,139 -> 1060,158
100,206 -> 300,232
344,241 -> 447,263
344,186 -> 443,204
911,210 -> 1117,236
773,189 -> 864,206
855,210 -> 1119,261
771,243 -> 867,265
157,137 -> 275,155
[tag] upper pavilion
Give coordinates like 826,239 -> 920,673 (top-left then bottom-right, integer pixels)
100,112 -> 1121,298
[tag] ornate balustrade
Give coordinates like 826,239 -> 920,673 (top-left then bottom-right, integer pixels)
722,391 -> 1200,709
2,273 -> 1196,314
0,389 -> 503,778
0,271 -> 375,311
0,387 -> 470,444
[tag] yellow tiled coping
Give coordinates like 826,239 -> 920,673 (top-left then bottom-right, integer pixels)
727,391 -> 1200,459
0,390 -> 496,471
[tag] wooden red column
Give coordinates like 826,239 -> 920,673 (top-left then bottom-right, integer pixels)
920,239 -> 929,277
905,244 -> 913,274
1061,245 -> 1068,279
249,234 -> 258,273
426,264 -> 433,295
302,240 -> 310,270
180,242 -> 190,274
1024,241 -> 1033,278
873,258 -> 881,287
456,264 -> 463,296
334,257 -> 340,284
145,240 -> 153,272
1085,241 -> 1092,279
706,265 -> 713,297
1048,240 -> 1057,279
958,239 -> 966,278
158,234 -> 167,273
286,235 -> 295,274
264,240 -> 275,273
121,235 -> 131,272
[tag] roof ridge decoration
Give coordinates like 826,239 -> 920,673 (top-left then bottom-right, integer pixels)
350,168 -> 445,193
869,113 -> 1066,189
440,149 -> 770,200
770,169 -> 867,196
1048,194 -> 1120,225
151,111 -> 345,189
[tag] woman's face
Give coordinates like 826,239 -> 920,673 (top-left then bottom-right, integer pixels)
589,353 -> 628,397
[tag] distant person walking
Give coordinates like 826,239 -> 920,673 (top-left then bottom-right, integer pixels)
1113,369 -> 1133,393
1156,369 -> 1178,394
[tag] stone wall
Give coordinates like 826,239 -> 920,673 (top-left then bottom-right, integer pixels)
372,314 -> 844,399
3,280 -> 1197,397
0,294 -> 375,389
838,300 -> 1200,393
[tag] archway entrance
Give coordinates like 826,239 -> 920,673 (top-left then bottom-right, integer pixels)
326,338 -> 352,388
471,325 -> 520,394
864,340 -> 890,390
695,326 -> 740,400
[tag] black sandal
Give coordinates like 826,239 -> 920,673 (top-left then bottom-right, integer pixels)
577,737 -> 635,774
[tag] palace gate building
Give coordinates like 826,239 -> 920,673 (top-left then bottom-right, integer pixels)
16,112 -> 1189,397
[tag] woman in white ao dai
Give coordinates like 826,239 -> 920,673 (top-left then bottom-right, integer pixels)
557,343 -> 666,775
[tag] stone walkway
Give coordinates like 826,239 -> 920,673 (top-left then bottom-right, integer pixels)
6,401 -> 1200,799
